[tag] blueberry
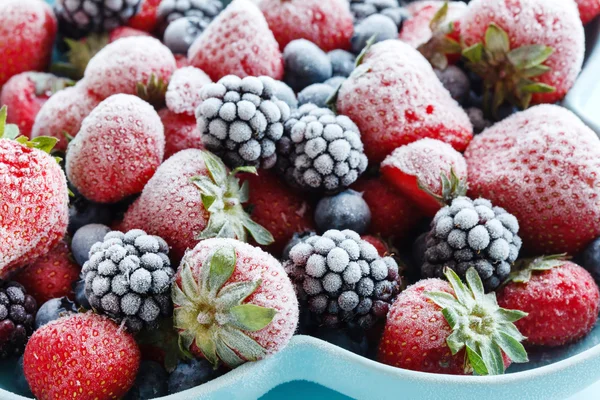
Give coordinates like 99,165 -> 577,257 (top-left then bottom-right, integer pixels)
14,355 -> 33,398
580,237 -> 600,284
272,80 -> 298,109
434,65 -> 470,105
313,326 -> 369,357
168,359 -> 223,394
125,361 -> 168,400
324,76 -> 346,88
71,223 -> 112,266
494,103 -> 520,122
163,16 -> 205,54
466,107 -> 492,134
315,190 -> 371,234
351,14 -> 398,55
68,198 -> 112,236
328,49 -> 356,78
35,297 -> 77,330
380,7 -> 410,30
73,279 -> 91,309
297,84 -> 335,108
283,39 -> 332,92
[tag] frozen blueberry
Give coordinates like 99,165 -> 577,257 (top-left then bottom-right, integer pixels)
125,361 -> 168,400
315,190 -> 371,234
495,103 -> 520,122
328,49 -> 356,77
466,107 -> 492,134
434,65 -> 470,105
283,39 -> 333,92
73,279 -> 90,309
168,359 -> 223,394
272,79 -> 298,109
34,297 -> 77,330
324,76 -> 346,88
68,191 -> 112,236
14,355 -> 33,398
72,224 -> 112,266
163,16 -> 205,54
580,237 -> 600,285
312,326 -> 369,357
297,84 -> 335,108
351,14 -> 398,55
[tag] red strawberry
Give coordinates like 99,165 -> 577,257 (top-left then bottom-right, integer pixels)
465,104 -> 600,255
122,150 -> 273,260
379,268 -> 526,375
241,169 -> 315,257
13,240 -> 80,304
109,26 -> 151,42
159,108 -> 203,159
351,177 -> 421,242
336,39 -> 472,163
31,83 -> 102,152
0,0 -> 57,87
381,138 -> 468,217
166,66 -> 211,116
66,94 -> 165,203
259,0 -> 354,52
576,0 -> 600,24
188,0 -> 284,81
173,238 -> 298,367
460,0 -> 584,107
498,257 -> 600,347
175,54 -> 191,69
128,0 -> 162,32
23,313 -> 140,400
0,107 -> 69,275
0,72 -> 71,139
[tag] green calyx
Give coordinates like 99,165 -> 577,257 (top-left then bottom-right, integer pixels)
418,2 -> 462,70
136,73 -> 168,109
506,254 -> 568,284
51,34 -> 109,80
462,23 -> 555,115
172,245 -> 276,369
419,167 -> 468,206
1,106 -> 60,161
426,267 -> 529,376
29,73 -> 74,97
192,151 -> 274,245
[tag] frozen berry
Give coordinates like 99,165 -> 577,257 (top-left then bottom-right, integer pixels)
283,39 -> 333,92
315,190 -> 371,234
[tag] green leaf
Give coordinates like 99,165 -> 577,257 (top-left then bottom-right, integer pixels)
196,329 -> 220,367
229,304 -> 276,332
443,267 -> 474,309
173,306 -> 199,330
465,268 -> 485,302
446,329 -> 465,355
220,325 -> 268,362
203,151 -> 228,185
29,137 -> 59,153
466,344 -> 488,376
442,307 -> 461,330
208,246 -> 237,295
520,82 -> 556,94
492,80 -> 505,117
521,65 -> 551,78
325,82 -> 342,114
425,291 -> 461,310
216,280 -> 261,309
180,262 -> 200,300
355,34 -> 377,67
0,105 -> 6,136
429,1 -> 449,31
238,180 -> 250,204
3,124 -> 19,140
498,323 -> 526,342
479,341 -> 505,375
178,330 -> 196,359
507,45 -> 554,69
485,23 -> 510,57
215,335 -> 245,368
242,215 -> 274,245
231,166 -> 257,176
494,331 -> 528,364
495,308 -> 527,323
190,176 -> 222,199
462,43 -> 484,64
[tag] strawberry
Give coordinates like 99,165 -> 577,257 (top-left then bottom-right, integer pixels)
0,72 -> 72,139
0,107 -> 69,275
460,0 -> 584,109
498,257 -> 600,347
66,94 -> 165,203
172,238 -> 298,368
465,104 -> 600,255
381,138 -> 468,217
0,0 -> 57,87
31,83 -> 102,152
13,240 -> 80,304
576,0 -> 600,24
23,313 -> 140,400
159,108 -> 203,159
378,268 -> 527,375
165,66 -> 212,116
241,169 -> 315,257
351,177 -> 421,242
122,150 -> 274,260
188,0 -> 284,81
336,39 -> 472,163
259,0 -> 354,52
109,26 -> 151,42
128,0 -> 162,33
175,54 -> 191,69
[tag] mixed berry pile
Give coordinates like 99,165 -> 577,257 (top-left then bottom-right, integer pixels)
1,0 -> 600,398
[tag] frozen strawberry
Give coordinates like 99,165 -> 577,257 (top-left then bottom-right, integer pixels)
351,177 -> 421,242
30,83 -> 102,152
175,54 -> 191,69
260,0 -> 354,52
66,94 -> 165,203
109,26 -> 151,42
336,39 -> 472,163
122,150 -> 273,260
0,107 -> 69,275
576,0 -> 600,24
498,257 -> 600,347
0,0 -> 57,87
381,138 -> 468,217
465,104 -> 600,255
0,73 -> 71,139
173,238 -> 298,367
460,0 -> 584,107
188,0 -> 284,81
82,36 -> 176,101
379,268 -> 527,375
24,313 -> 140,400
128,0 -> 162,32
165,66 -> 211,116
159,108 -> 203,159
14,240 -> 80,304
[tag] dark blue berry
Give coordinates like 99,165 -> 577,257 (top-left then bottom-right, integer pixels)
14,355 -> 33,398
324,76 -> 346,88
168,359 -> 223,394
314,190 -> 371,234
494,103 -> 520,122
125,361 -> 168,400
272,80 -> 298,109
328,49 -> 356,77
350,14 -> 398,55
580,237 -> 600,285
74,279 -> 91,309
297,84 -> 335,108
434,65 -> 470,105
71,223 -> 112,266
35,297 -> 77,330
283,39 -> 332,92
313,326 -> 369,357
163,16 -> 204,54
412,232 -> 427,270
68,191 -> 112,236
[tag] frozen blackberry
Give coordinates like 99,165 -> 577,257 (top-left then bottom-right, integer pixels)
421,197 -> 522,291
157,0 -> 222,32
276,104 -> 368,192
55,0 -> 142,39
197,75 -> 291,169
284,229 -> 402,329
81,229 -> 175,332
0,281 -> 37,359
349,0 -> 409,29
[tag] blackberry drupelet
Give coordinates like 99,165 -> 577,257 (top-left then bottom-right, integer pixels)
0,281 -> 37,359
349,0 -> 409,29
55,0 -> 142,39
157,0 -> 222,31
421,197 -> 522,291
82,229 -> 175,332
196,75 -> 291,169
284,229 -> 401,329
276,104 -> 368,192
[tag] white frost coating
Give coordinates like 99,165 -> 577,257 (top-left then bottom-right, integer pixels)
166,66 -> 211,116
400,1 -> 467,47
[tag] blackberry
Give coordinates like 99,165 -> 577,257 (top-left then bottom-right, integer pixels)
276,104 -> 368,192
284,229 -> 401,329
421,197 -> 522,291
196,75 -> 291,169
157,0 -> 222,32
350,0 -> 409,30
0,281 -> 37,359
82,229 -> 175,332
55,0 -> 142,39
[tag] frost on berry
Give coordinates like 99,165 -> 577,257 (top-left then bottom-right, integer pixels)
400,0 -> 467,48
166,66 -> 212,116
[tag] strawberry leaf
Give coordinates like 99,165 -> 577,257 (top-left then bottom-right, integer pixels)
462,43 -> 483,64
208,246 -> 237,296
466,344 -> 488,375
220,325 -> 268,361
229,304 -> 276,332
484,23 -> 509,57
